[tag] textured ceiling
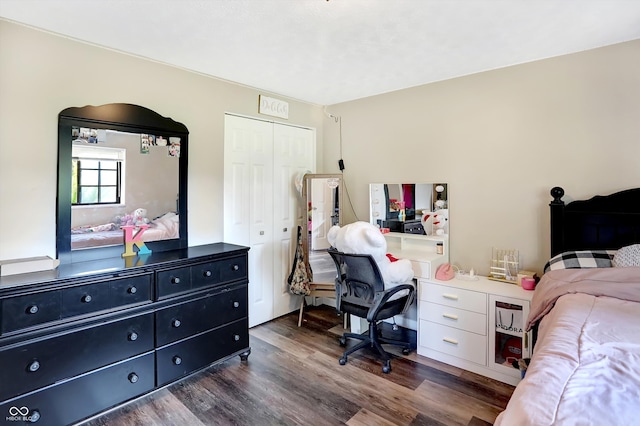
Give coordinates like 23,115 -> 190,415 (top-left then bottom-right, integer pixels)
2,0 -> 640,105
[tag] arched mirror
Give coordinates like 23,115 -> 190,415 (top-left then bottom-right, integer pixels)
56,103 -> 188,263
301,173 -> 343,282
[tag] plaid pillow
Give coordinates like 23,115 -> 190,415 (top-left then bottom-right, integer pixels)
543,250 -> 616,274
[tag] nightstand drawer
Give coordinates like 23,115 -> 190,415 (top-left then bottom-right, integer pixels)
420,301 -> 487,335
421,282 -> 487,314
420,320 -> 487,365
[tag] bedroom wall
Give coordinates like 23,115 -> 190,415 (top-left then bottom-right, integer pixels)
324,39 -> 640,275
0,19 -> 325,261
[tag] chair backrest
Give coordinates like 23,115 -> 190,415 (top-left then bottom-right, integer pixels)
328,251 -> 385,305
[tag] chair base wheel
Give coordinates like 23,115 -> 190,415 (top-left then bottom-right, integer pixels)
339,357 -> 347,365
339,336 -> 347,346
382,361 -> 391,374
402,347 -> 411,355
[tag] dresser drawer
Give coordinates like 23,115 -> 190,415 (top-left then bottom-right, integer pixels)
0,312 -> 154,401
1,291 -> 62,334
0,352 -> 154,426
419,320 -> 487,365
62,282 -> 111,318
109,274 -> 152,307
191,255 -> 248,289
155,285 -> 248,346
156,317 -> 249,386
156,266 -> 191,298
420,301 -> 487,335
421,282 -> 487,314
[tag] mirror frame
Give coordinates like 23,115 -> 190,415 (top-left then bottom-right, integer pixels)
301,173 -> 343,279
56,103 -> 188,263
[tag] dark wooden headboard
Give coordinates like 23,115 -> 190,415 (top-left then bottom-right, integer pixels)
550,186 -> 640,256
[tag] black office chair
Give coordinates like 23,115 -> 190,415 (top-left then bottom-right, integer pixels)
328,250 -> 416,373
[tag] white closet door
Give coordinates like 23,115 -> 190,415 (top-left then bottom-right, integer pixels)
224,115 -> 275,327
272,123 -> 315,319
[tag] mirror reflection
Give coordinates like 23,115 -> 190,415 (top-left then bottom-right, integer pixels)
369,183 -> 448,235
57,103 -> 189,263
301,173 -> 343,283
70,129 -> 180,250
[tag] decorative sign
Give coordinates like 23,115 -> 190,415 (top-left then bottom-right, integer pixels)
259,95 -> 289,119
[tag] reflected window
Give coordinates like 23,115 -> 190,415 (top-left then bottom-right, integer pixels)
72,145 -> 125,205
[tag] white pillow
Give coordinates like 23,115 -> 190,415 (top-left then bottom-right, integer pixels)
612,244 -> 640,267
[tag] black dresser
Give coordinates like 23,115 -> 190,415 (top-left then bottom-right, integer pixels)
0,243 -> 250,425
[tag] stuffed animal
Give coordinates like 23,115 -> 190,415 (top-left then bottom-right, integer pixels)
327,221 -> 414,287
115,213 -> 135,227
133,208 -> 150,226
432,209 -> 448,236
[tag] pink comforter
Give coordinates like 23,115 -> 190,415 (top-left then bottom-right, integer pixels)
495,268 -> 640,426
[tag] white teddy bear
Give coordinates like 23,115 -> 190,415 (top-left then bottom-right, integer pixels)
133,208 -> 150,226
327,221 -> 414,287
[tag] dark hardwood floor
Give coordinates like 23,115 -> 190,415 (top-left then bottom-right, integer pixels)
83,305 -> 515,426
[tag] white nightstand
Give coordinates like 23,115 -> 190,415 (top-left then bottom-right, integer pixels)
417,275 -> 534,385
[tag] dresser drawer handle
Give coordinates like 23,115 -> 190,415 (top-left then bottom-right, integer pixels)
173,356 -> 182,365
232,264 -> 239,271
128,373 -> 139,383
29,409 -> 41,423
171,277 -> 181,285
442,337 -> 459,345
233,301 -> 240,308
27,305 -> 39,314
28,360 -> 40,372
442,293 -> 459,301
172,319 -> 181,328
128,332 -> 138,341
128,286 -> 137,294
82,295 -> 92,303
203,270 -> 212,278
442,313 -> 458,320
234,334 -> 240,341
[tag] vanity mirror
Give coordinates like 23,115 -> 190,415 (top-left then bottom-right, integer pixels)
56,104 -> 188,263
369,183 -> 448,235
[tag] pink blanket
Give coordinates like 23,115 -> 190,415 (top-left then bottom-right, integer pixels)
496,268 -> 640,425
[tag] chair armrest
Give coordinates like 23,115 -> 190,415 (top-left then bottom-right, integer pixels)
366,284 -> 415,322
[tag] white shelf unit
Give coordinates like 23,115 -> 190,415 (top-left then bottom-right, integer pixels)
417,275 -> 533,385
383,232 -> 449,280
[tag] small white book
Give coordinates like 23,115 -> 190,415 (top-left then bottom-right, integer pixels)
0,256 -> 60,277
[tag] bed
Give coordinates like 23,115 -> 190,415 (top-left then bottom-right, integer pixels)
71,212 -> 180,249
495,187 -> 640,425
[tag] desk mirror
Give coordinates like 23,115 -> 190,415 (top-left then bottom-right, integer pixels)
369,183 -> 448,235
56,104 -> 188,263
